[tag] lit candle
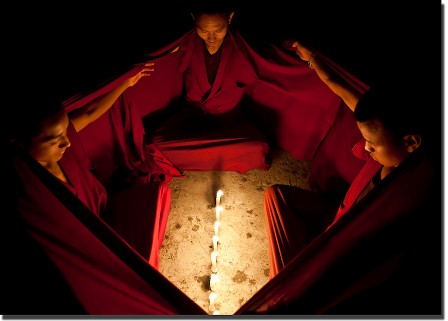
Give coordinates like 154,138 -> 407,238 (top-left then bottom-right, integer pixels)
211,251 -> 218,273
215,205 -> 222,221
210,273 -> 219,291
214,221 -> 220,237
212,235 -> 219,252
209,292 -> 217,312
216,190 -> 223,207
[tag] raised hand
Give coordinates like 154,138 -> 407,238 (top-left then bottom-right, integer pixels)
283,39 -> 314,62
128,62 -> 155,87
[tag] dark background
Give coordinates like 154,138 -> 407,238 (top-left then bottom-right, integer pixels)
4,1 -> 442,100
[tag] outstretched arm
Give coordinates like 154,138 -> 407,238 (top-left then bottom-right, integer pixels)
288,40 -> 362,112
69,62 -> 154,132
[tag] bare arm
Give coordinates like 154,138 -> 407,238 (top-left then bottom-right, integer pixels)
69,62 -> 154,132
290,40 -> 362,112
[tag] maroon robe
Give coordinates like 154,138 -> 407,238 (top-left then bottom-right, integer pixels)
59,121 -> 108,216
62,28 -> 366,197
328,139 -> 382,228
5,143 -> 204,314
3,32 -> 441,319
255,144 -> 441,314
12,121 -> 172,269
263,139 -> 380,277
149,30 -> 270,174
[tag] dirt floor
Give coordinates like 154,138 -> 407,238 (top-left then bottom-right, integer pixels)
158,147 -> 312,315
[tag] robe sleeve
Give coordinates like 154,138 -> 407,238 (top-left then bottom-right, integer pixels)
7,149 -> 205,314
237,150 -> 440,315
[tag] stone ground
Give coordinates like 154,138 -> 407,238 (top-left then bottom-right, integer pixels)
158,147 -> 312,315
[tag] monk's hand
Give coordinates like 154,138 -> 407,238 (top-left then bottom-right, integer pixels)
128,62 -> 155,87
283,39 -> 314,62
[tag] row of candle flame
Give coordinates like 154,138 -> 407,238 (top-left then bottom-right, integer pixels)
209,190 -> 223,314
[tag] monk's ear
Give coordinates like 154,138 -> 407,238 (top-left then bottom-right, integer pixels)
402,134 -> 422,153
229,12 -> 234,24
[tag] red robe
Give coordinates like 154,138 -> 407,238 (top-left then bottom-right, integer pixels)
3,26 -> 440,316
5,145 -> 204,314
63,120 -> 172,269
328,139 -> 382,227
263,139 -> 381,277
59,122 -> 108,216
250,146 -> 440,314
57,121 -> 171,269
63,28 -> 366,195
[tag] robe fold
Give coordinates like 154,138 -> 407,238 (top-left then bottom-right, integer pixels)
2,121 -> 196,314
239,148 -> 441,315
148,29 -> 270,174
4,20 -> 440,316
4,143 -> 205,315
62,28 -> 366,196
263,139 -> 380,278
58,122 -> 171,269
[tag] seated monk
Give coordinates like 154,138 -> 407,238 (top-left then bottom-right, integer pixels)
261,39 -> 440,314
147,0 -> 270,175
6,64 -> 170,269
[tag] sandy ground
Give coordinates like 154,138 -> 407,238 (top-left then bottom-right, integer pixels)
159,147 -> 312,315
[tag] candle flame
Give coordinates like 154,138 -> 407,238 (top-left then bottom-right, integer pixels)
215,206 -> 223,220
210,272 -> 219,282
214,221 -> 220,236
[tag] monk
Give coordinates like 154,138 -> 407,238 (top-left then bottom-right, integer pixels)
147,0 -> 270,175
6,63 -> 171,269
261,39 -> 439,314
265,38 -> 435,275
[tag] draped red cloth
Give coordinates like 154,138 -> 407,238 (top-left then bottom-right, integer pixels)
239,148 -> 441,315
104,181 -> 172,269
59,122 -> 108,217
328,140 -> 382,228
62,28 -> 366,196
6,25 -> 437,317
64,76 -> 182,185
263,185 -> 338,279
4,147 -> 205,315
2,117 -> 201,314
263,139 -> 381,278
54,122 -> 170,270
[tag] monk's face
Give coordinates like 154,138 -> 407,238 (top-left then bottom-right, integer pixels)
195,12 -> 231,54
357,119 -> 412,168
27,110 -> 71,165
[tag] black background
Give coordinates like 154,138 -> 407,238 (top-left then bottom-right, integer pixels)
3,1 -> 442,100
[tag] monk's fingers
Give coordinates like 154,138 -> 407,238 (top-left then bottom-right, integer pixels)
140,66 -> 154,75
282,39 -> 296,51
142,63 -> 155,72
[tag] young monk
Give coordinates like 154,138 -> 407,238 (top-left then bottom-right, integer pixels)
147,0 -> 270,175
6,63 -> 171,269
264,39 -> 435,277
